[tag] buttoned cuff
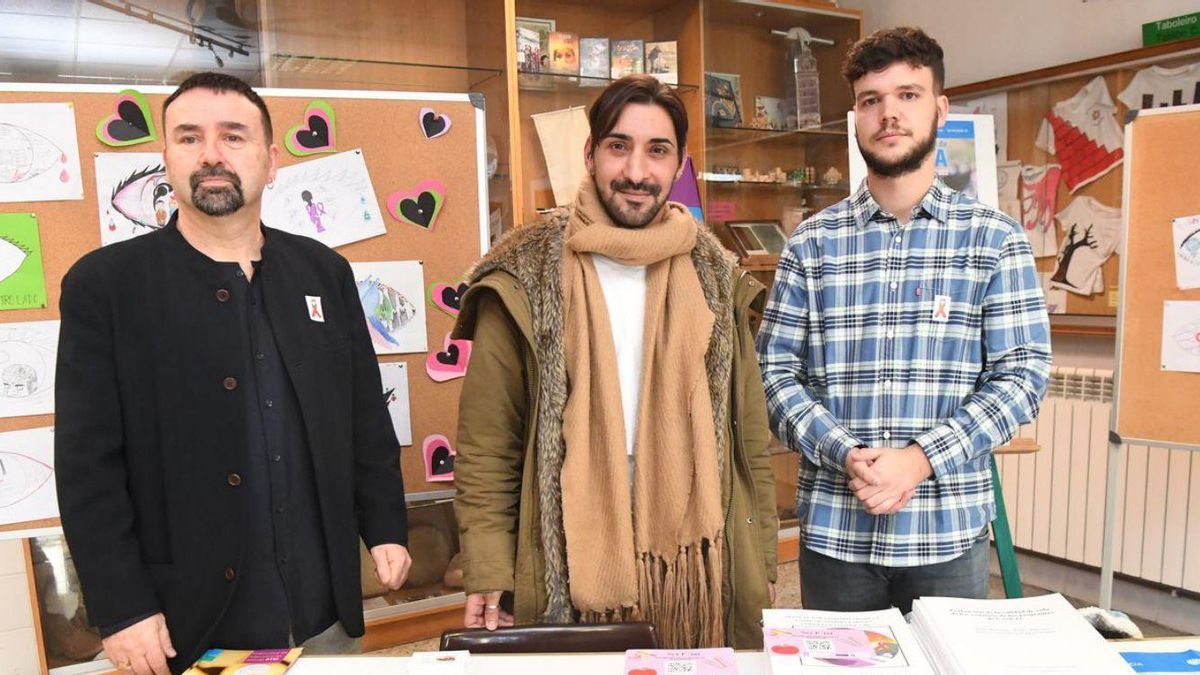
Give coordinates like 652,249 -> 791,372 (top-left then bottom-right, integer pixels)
912,421 -> 971,478
815,427 -> 863,475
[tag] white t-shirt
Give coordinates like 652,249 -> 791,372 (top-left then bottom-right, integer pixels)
1020,164 -> 1061,259
1035,76 -> 1123,193
1049,196 -> 1121,296
1118,63 -> 1200,110
592,254 -> 647,456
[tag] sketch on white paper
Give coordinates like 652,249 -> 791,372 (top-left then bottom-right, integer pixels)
1172,214 -> 1200,290
262,149 -> 386,249
379,361 -> 413,446
0,320 -> 59,419
0,427 -> 58,529
95,152 -> 178,246
1161,301 -> 1200,373
351,261 -> 428,355
0,103 -> 84,203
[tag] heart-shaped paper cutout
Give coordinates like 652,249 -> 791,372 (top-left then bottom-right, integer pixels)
387,179 -> 445,230
426,333 -> 471,382
419,107 -> 452,139
422,434 -> 455,481
427,280 -> 468,317
284,100 -> 337,156
96,90 -> 157,146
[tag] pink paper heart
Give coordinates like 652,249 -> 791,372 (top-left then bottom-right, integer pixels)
426,333 -> 471,382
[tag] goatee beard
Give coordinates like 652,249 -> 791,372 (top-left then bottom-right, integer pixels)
859,116 -> 939,179
595,176 -> 669,229
189,166 -> 246,216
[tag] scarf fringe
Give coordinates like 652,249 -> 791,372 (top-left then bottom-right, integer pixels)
578,537 -> 725,649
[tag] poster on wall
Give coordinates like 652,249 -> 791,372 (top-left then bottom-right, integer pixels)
0,426 -> 58,534
94,152 -> 177,246
0,213 -> 48,311
1172,214 -> 1200,290
848,112 -> 999,209
350,260 -> 428,355
0,320 -> 59,419
379,361 -> 413,446
0,102 -> 84,203
262,149 -> 387,249
1161,301 -> 1200,373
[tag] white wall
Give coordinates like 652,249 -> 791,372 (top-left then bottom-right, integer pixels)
839,0 -> 1200,87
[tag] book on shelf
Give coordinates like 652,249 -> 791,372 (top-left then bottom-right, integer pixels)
762,607 -> 934,674
182,648 -> 301,674
646,40 -> 678,85
547,32 -> 580,80
910,593 -> 1135,674
580,37 -> 610,86
625,648 -> 739,674
611,39 -> 645,78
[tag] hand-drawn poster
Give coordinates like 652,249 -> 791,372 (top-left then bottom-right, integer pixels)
379,361 -> 413,446
0,102 -> 84,203
262,149 -> 386,249
0,213 -> 48,311
0,320 -> 58,419
350,261 -> 428,355
95,152 -> 177,246
951,91 -> 1009,161
0,426 -> 57,533
1172,214 -> 1200,290
1161,301 -> 1200,373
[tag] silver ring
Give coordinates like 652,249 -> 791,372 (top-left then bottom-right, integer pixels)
485,604 -> 499,609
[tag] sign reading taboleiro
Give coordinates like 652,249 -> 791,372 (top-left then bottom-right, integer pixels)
1143,12 -> 1200,46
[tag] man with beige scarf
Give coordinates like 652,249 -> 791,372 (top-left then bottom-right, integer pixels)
451,75 -> 777,649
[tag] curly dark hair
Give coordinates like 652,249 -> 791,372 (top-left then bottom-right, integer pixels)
842,27 -> 945,94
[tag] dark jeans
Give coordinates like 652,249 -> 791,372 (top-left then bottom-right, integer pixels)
798,530 -> 991,615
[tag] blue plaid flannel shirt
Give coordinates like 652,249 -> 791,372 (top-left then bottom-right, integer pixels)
756,179 -> 1051,566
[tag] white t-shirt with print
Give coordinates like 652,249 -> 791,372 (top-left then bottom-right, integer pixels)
1118,63 -> 1200,110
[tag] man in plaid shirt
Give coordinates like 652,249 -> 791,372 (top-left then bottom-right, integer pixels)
756,28 -> 1051,613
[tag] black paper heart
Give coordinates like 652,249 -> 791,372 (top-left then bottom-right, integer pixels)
106,100 -> 152,141
431,446 -> 454,475
436,344 -> 460,366
421,111 -> 448,138
439,283 -> 468,311
296,114 -> 331,149
400,192 -> 437,228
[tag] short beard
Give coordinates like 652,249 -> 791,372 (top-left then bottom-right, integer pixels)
594,176 -> 669,229
189,166 -> 245,216
858,115 -> 939,179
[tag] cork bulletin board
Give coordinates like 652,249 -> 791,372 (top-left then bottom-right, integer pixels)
0,83 -> 489,535
1112,104 -> 1200,448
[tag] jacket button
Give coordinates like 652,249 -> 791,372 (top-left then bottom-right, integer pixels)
223,376 -> 238,390
227,473 -> 242,486
224,566 -> 236,581
215,288 -> 230,302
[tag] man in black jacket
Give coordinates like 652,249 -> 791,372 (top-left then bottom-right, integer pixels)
55,72 -> 411,675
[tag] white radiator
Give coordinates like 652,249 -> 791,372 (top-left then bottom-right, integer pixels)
996,367 -> 1200,594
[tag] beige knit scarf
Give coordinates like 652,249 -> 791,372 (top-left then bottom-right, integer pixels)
561,178 -> 725,648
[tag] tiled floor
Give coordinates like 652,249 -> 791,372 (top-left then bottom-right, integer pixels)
366,564 -> 1183,655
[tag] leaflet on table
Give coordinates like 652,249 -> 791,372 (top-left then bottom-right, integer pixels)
910,593 -> 1135,674
625,647 -> 738,674
182,648 -> 301,674
762,608 -> 934,674
1119,648 -> 1200,673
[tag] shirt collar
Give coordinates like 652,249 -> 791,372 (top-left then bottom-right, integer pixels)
851,177 -> 953,228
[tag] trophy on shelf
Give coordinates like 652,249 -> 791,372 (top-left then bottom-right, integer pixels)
773,27 -> 828,129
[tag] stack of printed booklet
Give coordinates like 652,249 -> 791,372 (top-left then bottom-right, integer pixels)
621,593 -> 1142,674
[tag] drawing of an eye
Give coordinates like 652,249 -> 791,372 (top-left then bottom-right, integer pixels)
0,451 -> 53,508
0,236 -> 29,284
110,165 -> 176,230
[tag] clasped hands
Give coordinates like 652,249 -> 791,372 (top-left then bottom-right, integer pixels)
845,444 -> 934,515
